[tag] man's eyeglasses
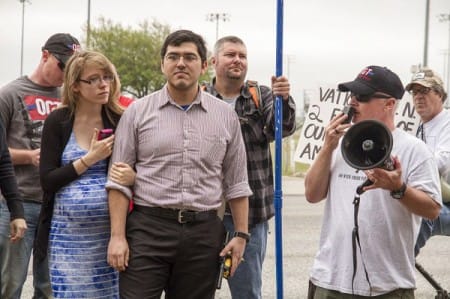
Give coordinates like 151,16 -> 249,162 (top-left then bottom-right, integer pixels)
79,75 -> 114,86
409,87 -> 431,97
164,53 -> 199,64
52,53 -> 65,71
350,92 -> 393,103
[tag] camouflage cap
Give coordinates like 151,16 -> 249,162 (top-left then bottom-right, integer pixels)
405,68 -> 444,91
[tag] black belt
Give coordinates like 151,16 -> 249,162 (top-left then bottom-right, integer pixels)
133,205 -> 217,224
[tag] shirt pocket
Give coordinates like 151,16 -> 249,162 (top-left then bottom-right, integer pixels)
200,135 -> 227,166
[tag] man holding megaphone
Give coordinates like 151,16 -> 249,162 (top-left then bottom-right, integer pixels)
305,66 -> 442,298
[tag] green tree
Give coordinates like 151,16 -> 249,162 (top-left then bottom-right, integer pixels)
85,18 -> 213,98
87,18 -> 168,98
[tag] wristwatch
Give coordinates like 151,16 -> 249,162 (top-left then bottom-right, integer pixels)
391,182 -> 407,200
233,231 -> 251,243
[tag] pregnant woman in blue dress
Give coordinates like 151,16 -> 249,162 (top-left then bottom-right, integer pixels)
36,50 -> 135,298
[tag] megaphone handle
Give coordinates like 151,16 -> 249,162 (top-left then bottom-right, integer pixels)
357,179 -> 373,195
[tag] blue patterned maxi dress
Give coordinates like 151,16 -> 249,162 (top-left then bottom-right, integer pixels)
49,132 -> 118,298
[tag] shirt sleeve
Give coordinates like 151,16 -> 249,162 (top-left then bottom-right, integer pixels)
407,148 -> 442,206
104,104 -> 137,199
221,111 -> 253,200
39,109 -> 79,194
0,120 -> 24,219
260,85 -> 296,142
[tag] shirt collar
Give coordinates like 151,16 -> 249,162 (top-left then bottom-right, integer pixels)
159,84 -> 208,112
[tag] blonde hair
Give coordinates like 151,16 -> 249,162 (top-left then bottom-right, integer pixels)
61,50 -> 124,125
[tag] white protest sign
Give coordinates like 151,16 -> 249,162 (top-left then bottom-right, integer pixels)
294,86 -> 420,165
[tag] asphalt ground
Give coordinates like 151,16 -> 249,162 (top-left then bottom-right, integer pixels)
22,177 -> 450,298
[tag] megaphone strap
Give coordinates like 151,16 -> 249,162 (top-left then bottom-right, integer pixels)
351,194 -> 373,295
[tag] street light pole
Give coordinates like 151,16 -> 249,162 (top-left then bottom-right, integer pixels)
206,13 -> 230,41
439,13 -> 450,94
19,0 -> 29,76
423,0 -> 430,66
86,0 -> 91,48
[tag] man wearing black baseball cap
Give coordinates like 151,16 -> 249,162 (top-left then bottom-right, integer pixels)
305,66 -> 442,298
42,33 -> 81,68
0,32 -> 80,299
338,65 -> 405,99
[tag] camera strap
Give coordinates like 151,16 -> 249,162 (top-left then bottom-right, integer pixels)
352,194 -> 372,295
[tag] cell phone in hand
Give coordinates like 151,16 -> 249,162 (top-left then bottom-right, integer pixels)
342,105 -> 355,124
97,128 -> 113,140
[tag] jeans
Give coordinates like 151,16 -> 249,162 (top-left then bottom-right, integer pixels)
0,201 -> 52,299
223,214 -> 268,299
415,203 -> 450,256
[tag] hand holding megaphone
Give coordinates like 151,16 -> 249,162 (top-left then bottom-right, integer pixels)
362,156 -> 403,194
341,119 -> 402,195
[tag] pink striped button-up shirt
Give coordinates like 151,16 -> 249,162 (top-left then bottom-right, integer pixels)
106,85 -> 252,211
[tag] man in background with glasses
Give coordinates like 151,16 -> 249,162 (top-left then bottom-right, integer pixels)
305,66 -> 441,298
0,32 -> 80,299
405,67 -> 450,256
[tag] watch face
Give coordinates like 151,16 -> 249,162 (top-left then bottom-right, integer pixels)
391,183 -> 406,200
392,192 -> 403,199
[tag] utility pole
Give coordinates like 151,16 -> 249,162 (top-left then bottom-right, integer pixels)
438,13 -> 450,95
86,0 -> 91,48
423,0 -> 430,66
206,13 -> 230,41
19,0 -> 30,76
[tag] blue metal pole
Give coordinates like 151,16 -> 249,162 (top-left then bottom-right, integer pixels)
274,0 -> 284,298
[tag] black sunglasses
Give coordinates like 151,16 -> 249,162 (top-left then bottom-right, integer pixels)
350,92 -> 393,103
51,53 -> 65,71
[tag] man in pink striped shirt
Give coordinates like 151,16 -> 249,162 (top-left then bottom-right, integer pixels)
106,29 -> 252,299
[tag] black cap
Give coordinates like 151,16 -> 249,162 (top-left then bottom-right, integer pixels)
338,66 -> 405,99
42,33 -> 81,64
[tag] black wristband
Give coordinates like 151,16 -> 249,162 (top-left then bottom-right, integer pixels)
233,231 -> 250,243
390,182 -> 407,200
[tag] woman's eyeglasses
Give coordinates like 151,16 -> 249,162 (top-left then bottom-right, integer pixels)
78,75 -> 115,86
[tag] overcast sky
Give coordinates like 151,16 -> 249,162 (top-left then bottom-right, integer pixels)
1,0 -> 450,104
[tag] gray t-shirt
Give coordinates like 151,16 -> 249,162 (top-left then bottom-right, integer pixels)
0,76 -> 60,202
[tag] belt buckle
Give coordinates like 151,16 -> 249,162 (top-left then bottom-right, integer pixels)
178,210 -> 188,224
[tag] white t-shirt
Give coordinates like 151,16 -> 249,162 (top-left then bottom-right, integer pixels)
310,128 -> 441,296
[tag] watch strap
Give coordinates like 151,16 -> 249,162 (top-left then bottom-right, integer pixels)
233,231 -> 250,242
390,182 -> 407,200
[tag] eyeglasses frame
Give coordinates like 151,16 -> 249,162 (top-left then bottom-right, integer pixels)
78,75 -> 115,86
